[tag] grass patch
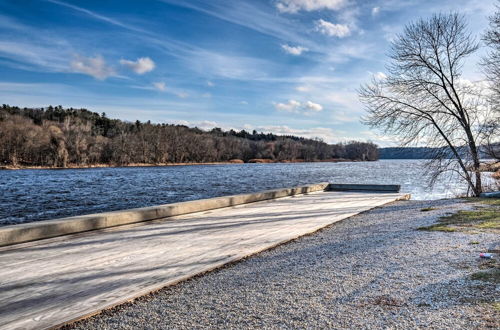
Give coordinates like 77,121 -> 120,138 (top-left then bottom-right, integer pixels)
470,269 -> 500,283
463,197 -> 500,206
493,302 -> 500,311
420,207 -> 436,212
419,198 -> 499,233
418,224 -> 456,232
476,220 -> 500,229
440,210 -> 500,229
469,241 -> 480,245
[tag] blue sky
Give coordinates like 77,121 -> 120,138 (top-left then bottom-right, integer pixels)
0,0 -> 496,145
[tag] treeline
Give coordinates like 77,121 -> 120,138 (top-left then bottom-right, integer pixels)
0,105 -> 379,167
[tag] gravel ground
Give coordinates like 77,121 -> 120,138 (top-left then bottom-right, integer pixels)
68,199 -> 499,329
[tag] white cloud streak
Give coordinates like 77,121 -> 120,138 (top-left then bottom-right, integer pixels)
281,44 -> 308,55
274,99 -> 323,114
187,50 -> 272,80
295,86 -> 309,92
120,57 -> 155,74
135,82 -> 189,99
47,0 -> 149,35
303,100 -> 323,112
153,82 -> 166,91
161,0 -> 311,45
0,40 -> 69,72
314,19 -> 350,38
70,55 -> 114,80
275,0 -> 346,13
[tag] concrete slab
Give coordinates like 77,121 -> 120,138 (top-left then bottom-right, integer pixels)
0,190 -> 409,329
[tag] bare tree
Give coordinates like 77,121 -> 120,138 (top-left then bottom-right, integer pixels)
482,1 -> 500,161
359,13 -> 491,196
483,1 -> 500,100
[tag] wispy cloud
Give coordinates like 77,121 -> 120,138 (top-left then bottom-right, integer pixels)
275,0 -> 346,13
48,0 -> 294,82
153,82 -> 167,91
281,44 -> 308,55
135,82 -> 190,99
0,40 -> 69,72
0,81 -> 70,94
325,41 -> 376,63
70,55 -> 115,80
120,57 -> 155,74
0,15 -> 72,73
47,0 -> 149,34
314,19 -> 351,38
47,0 -> 192,59
274,99 -> 323,114
159,0 -> 314,48
185,50 -> 274,80
303,100 -> 323,112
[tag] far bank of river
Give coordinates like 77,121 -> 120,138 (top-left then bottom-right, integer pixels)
0,158 -> 362,170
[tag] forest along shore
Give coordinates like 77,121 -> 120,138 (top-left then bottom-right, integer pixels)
0,105 -> 378,168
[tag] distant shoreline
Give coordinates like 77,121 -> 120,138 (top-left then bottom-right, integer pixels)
0,158 -> 364,170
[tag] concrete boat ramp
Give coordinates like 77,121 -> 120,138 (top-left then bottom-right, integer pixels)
0,183 -> 409,329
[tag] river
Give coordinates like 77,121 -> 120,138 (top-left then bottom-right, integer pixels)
0,159 -> 470,225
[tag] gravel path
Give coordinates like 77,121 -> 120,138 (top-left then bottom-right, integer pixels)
68,199 -> 499,329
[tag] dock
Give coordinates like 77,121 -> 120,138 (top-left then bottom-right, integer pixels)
0,183 -> 409,329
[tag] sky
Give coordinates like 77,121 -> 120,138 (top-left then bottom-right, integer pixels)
0,0 -> 496,146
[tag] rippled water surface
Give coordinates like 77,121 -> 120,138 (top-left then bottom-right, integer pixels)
0,160 -> 468,225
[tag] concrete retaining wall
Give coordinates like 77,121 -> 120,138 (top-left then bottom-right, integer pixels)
327,183 -> 401,192
0,182 -> 329,247
479,191 -> 500,198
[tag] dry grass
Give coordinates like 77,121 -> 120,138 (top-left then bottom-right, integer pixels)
470,269 -> 500,283
418,198 -> 499,232
418,224 -> 457,232
463,197 -> 500,206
